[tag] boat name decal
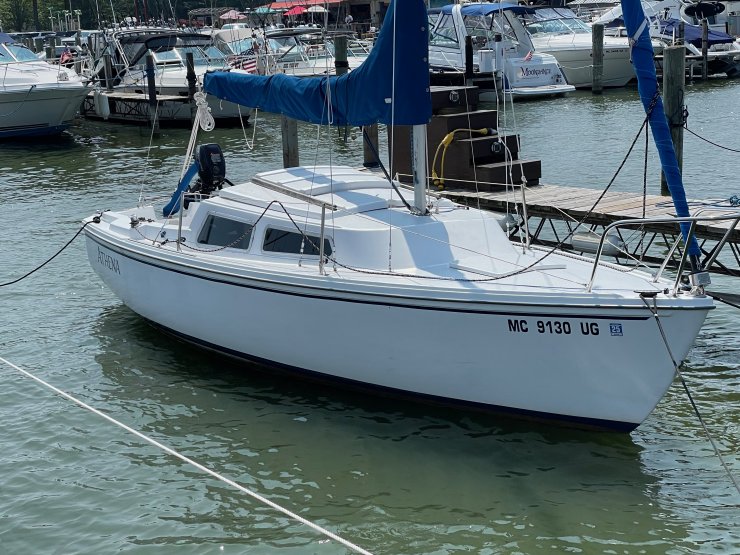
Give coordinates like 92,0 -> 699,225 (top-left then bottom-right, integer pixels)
518,67 -> 552,78
97,247 -> 121,274
508,319 -> 606,337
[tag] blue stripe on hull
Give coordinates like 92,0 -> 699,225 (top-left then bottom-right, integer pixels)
144,318 -> 638,433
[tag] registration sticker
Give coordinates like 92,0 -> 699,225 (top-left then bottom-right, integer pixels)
609,323 -> 623,336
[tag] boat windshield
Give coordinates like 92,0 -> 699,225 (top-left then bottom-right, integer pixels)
0,42 -> 40,63
151,45 -> 229,66
522,9 -> 591,36
429,13 -> 519,49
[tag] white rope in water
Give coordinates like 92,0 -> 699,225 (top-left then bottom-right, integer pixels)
0,355 -> 374,555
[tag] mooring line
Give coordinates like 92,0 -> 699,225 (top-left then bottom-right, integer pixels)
0,355 -> 374,555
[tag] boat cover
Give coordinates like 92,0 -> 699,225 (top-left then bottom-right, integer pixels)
203,0 -> 431,126
659,18 -> 735,48
621,0 -> 700,256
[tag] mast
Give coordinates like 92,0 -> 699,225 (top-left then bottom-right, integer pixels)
411,125 -> 428,215
619,0 -> 703,274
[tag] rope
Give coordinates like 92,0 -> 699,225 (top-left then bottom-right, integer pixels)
684,125 -> 740,154
640,297 -> 740,497
0,356 -> 374,555
0,221 -> 95,288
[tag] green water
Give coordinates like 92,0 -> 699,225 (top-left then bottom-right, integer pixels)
0,82 -> 738,554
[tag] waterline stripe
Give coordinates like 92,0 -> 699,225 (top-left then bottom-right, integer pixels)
0,355 -> 374,555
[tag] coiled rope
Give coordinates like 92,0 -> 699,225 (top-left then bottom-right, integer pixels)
0,355 -> 374,555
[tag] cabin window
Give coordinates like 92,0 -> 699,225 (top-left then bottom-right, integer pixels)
197,215 -> 253,250
263,228 -> 332,257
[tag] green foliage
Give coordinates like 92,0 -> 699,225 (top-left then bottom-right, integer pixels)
0,0 -> 262,31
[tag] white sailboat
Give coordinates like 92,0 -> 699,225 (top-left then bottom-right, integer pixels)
84,0 -> 714,431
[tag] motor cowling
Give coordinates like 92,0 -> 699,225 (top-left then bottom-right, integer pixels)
195,143 -> 226,195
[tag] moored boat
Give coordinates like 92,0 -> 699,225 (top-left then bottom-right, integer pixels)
0,32 -> 90,138
84,0 -> 714,431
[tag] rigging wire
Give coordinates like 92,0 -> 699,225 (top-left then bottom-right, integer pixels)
0,356 -> 374,555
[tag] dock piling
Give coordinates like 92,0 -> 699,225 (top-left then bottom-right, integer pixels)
281,116 -> 299,168
592,23 -> 604,94
145,54 -> 160,136
661,45 -> 685,196
701,19 -> 709,80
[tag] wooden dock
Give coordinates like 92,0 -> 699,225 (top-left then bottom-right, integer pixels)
441,184 -> 740,276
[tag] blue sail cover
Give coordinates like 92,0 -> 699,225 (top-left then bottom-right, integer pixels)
203,0 -> 431,127
620,0 -> 700,257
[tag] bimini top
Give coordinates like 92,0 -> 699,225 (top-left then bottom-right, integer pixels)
203,0 -> 431,127
437,3 -> 535,16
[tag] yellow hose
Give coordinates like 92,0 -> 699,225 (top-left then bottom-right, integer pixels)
431,128 -> 493,190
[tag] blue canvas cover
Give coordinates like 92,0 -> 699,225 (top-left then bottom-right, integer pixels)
620,0 -> 700,257
659,18 -> 735,48
203,0 -> 431,127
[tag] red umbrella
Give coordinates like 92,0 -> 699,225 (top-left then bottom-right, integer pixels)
284,6 -> 307,16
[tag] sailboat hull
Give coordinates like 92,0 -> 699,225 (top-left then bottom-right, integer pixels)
85,233 -> 708,431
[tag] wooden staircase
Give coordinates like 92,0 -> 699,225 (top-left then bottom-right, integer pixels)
389,85 -> 541,190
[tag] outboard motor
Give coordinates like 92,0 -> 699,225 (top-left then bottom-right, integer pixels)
162,143 -> 228,217
193,143 -> 226,195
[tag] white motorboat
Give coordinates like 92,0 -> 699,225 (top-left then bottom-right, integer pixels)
0,32 -> 90,138
84,0 -> 714,431
428,3 -> 575,100
214,27 -> 369,77
594,0 -> 740,77
88,29 -> 248,121
520,7 -> 638,88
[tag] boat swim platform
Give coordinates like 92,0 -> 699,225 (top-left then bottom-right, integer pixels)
80,91 -> 249,126
439,183 -> 740,277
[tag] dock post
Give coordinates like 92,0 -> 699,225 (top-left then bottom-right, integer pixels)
145,54 -> 160,137
334,34 -> 349,140
464,36 -> 474,83
362,124 -> 379,168
45,44 -> 54,61
701,19 -> 709,80
334,35 -> 349,76
592,23 -> 604,94
34,37 -> 44,53
661,45 -> 685,196
281,116 -> 299,168
185,52 -> 197,123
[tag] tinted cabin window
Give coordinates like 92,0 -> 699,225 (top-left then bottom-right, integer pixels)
263,228 -> 332,256
197,215 -> 253,250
